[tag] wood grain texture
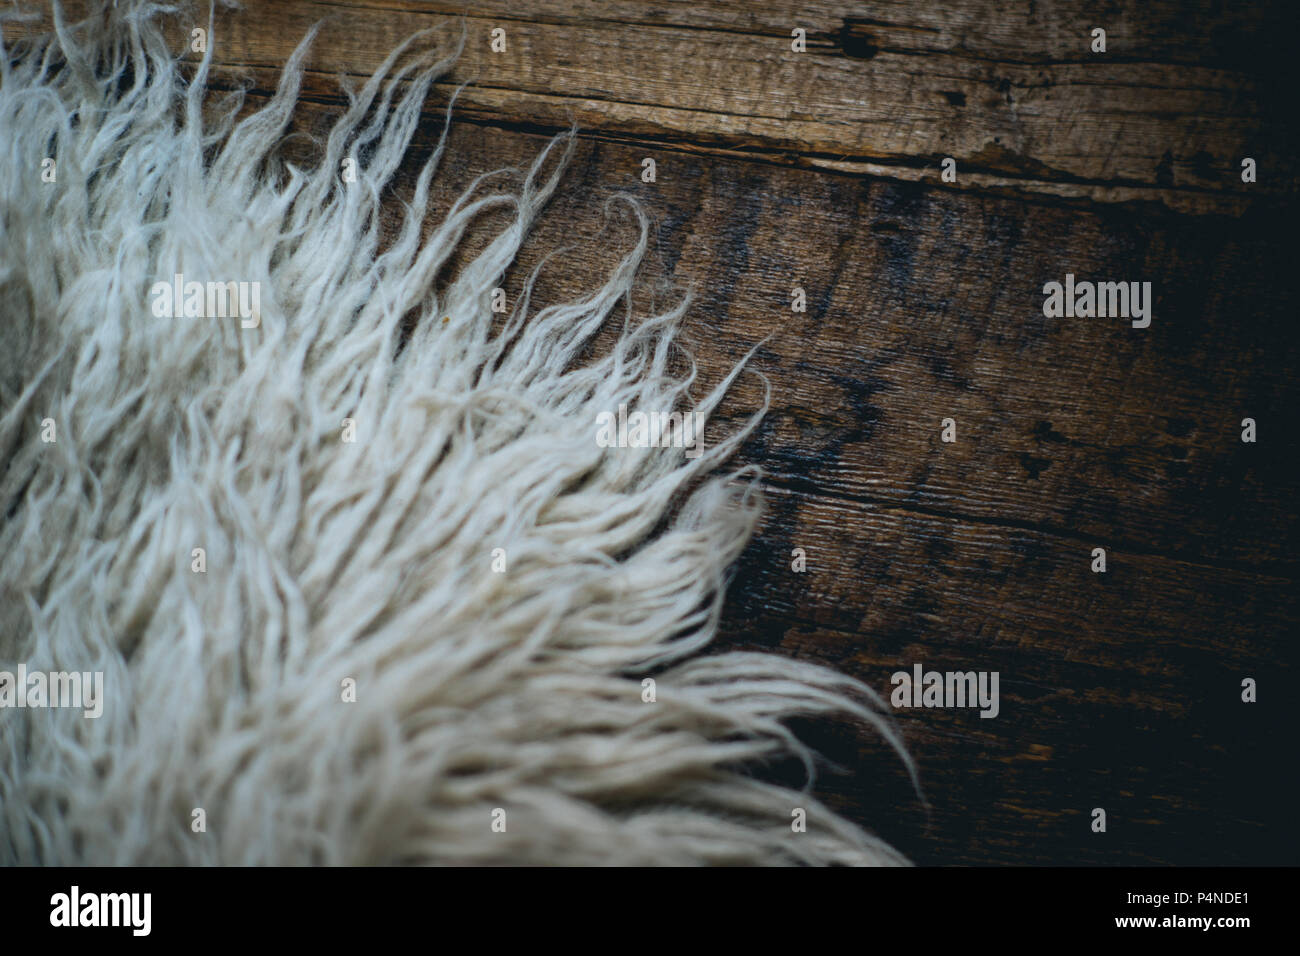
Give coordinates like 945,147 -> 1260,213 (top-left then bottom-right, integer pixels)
8,0 -> 1296,864
165,0 -> 1298,214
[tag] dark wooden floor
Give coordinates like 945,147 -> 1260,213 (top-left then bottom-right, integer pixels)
22,0 -> 1299,864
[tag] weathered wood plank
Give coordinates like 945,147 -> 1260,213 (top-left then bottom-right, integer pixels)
328,0 -> 1294,71
15,1 -> 1291,210
156,0 -> 1299,213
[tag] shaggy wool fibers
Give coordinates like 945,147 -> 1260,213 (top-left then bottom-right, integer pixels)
0,2 -> 914,865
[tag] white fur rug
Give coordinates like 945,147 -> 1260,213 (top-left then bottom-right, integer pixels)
0,1 -> 910,865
